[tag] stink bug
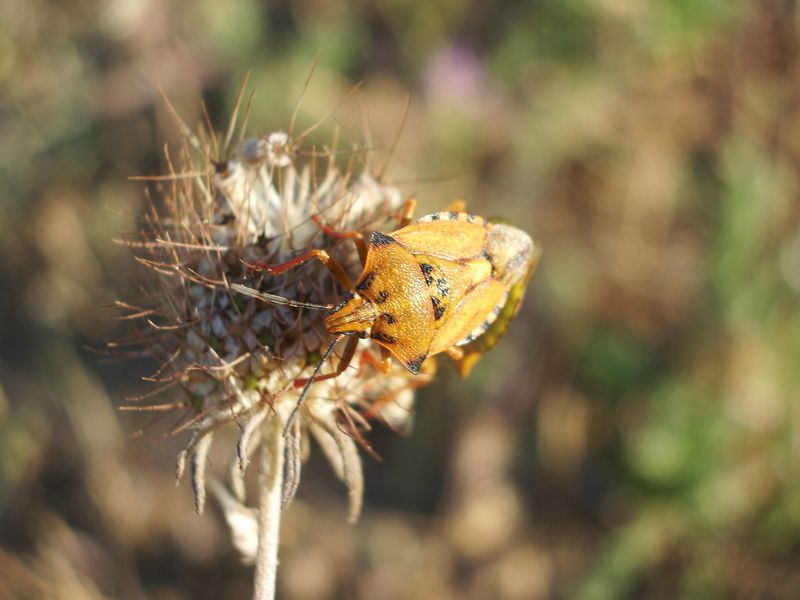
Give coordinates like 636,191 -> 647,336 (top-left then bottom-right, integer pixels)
450,216 -> 541,377
232,200 -> 541,428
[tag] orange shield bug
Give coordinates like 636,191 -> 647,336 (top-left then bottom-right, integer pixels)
450,216 -> 541,377
232,200 -> 541,428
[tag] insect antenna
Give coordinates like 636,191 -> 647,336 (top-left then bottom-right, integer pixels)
229,283 -> 332,311
284,334 -> 344,434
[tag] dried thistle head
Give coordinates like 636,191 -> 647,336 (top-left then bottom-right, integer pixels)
118,85 -> 428,563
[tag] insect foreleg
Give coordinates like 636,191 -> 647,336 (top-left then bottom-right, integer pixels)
293,334 -> 359,387
358,346 -> 394,375
254,249 -> 355,290
310,215 -> 368,263
395,197 -> 417,228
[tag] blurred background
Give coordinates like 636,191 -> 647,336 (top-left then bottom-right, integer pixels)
2,0 -> 800,598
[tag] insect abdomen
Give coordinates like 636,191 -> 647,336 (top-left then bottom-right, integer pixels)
418,211 -> 486,225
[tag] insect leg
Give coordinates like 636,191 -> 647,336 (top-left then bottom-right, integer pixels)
310,215 -> 368,264
253,249 -> 355,290
445,198 -> 466,213
293,334 -> 359,387
395,197 -> 417,228
444,346 -> 465,360
358,346 -> 393,375
362,362 -> 433,422
454,350 -> 483,378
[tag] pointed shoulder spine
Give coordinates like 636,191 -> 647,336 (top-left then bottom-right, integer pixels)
369,231 -> 397,247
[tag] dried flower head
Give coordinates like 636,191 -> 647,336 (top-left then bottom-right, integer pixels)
116,81 -> 428,594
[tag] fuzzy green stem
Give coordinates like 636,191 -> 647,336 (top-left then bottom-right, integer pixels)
253,416 -> 285,600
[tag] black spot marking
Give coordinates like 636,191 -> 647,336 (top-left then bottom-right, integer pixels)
371,331 -> 397,344
466,328 -> 487,345
431,297 -> 446,320
375,290 -> 389,304
355,271 -> 376,292
481,250 -> 491,261
406,354 -> 427,374
370,231 -> 396,246
466,214 -> 475,223
436,278 -> 449,296
429,213 -> 441,221
380,312 -> 397,325
448,211 -> 458,220
420,263 -> 434,285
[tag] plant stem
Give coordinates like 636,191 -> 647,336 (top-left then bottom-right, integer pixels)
253,416 -> 285,600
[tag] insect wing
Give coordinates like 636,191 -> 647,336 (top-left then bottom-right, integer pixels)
428,277 -> 509,356
390,216 -> 488,260
412,253 -> 492,325
483,222 -> 539,286
453,275 -> 528,377
454,231 -> 542,376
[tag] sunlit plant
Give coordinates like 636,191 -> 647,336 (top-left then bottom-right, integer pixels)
116,75 -> 424,599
